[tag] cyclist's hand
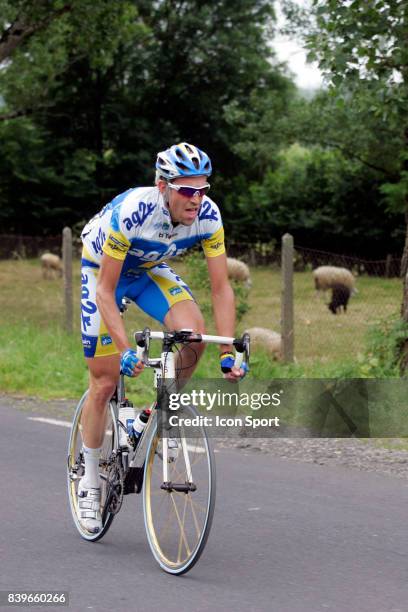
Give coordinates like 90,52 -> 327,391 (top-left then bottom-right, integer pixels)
120,349 -> 144,377
220,352 -> 248,383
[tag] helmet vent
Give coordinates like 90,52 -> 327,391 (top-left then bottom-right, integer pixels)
175,161 -> 189,170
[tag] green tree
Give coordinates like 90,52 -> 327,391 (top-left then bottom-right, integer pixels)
284,0 -> 408,370
0,0 -> 293,235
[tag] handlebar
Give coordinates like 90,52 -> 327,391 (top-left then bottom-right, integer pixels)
134,328 -> 250,370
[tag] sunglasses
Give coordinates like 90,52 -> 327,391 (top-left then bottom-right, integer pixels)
168,182 -> 210,198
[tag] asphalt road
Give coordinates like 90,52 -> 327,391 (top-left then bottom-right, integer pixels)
1,398 -> 408,612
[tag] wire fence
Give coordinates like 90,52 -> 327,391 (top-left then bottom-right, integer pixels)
0,234 -> 63,259
227,239 -> 401,277
0,232 -> 402,367
279,242 -> 402,366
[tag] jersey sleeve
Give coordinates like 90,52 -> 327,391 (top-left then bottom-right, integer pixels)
102,229 -> 131,261
102,195 -> 135,261
199,198 -> 226,258
201,226 -> 225,257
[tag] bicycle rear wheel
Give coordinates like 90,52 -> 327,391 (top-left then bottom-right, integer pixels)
67,391 -> 119,542
143,404 -> 216,574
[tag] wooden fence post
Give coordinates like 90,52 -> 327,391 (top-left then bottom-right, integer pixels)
62,227 -> 73,334
385,254 -> 392,278
281,233 -> 294,362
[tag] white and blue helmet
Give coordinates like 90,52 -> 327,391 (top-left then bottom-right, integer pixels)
156,142 -> 212,180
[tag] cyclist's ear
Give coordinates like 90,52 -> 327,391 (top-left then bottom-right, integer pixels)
156,179 -> 167,194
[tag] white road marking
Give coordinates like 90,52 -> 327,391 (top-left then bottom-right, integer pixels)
28,417 -> 71,428
28,418 -> 210,453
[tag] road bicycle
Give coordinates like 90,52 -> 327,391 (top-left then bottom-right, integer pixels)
67,302 -> 250,575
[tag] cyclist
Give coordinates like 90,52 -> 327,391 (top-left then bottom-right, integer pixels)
78,142 -> 247,533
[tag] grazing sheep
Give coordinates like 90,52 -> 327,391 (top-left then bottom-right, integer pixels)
313,266 -> 355,292
245,327 -> 281,359
227,257 -> 251,287
40,253 -> 63,279
328,284 -> 351,315
313,266 -> 356,315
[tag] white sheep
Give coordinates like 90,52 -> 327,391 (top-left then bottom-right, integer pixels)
245,327 -> 281,360
312,266 -> 355,292
227,257 -> 251,287
40,253 -> 63,279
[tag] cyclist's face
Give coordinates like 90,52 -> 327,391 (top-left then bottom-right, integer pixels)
164,176 -> 207,225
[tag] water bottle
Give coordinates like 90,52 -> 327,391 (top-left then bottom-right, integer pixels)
118,404 -> 136,448
132,409 -> 151,441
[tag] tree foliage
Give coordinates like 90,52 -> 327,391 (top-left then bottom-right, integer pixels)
283,0 -> 408,368
0,0 -> 296,235
0,0 -> 405,264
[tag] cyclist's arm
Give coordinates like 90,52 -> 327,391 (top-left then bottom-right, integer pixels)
206,252 -> 236,353
96,252 -> 130,353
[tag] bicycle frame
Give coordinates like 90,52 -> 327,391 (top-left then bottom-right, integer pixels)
115,326 -> 250,490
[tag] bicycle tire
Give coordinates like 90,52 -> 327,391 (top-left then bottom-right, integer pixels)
67,391 -> 118,542
143,403 -> 216,575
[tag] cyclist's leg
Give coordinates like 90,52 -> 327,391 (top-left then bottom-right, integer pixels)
80,258 -> 122,503
164,300 -> 206,380
131,263 -> 206,380
79,356 -> 119,533
81,355 -> 120,448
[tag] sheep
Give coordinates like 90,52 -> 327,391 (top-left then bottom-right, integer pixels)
328,284 -> 351,315
227,257 -> 251,288
312,266 -> 356,314
244,327 -> 281,360
40,253 -> 63,279
312,266 -> 355,292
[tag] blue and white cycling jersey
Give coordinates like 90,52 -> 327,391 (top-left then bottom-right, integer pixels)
81,186 -> 225,274
80,186 -> 226,358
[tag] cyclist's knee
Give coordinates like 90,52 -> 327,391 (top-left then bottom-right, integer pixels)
88,377 -> 116,408
165,301 -> 206,334
86,356 -> 119,406
190,311 -> 206,335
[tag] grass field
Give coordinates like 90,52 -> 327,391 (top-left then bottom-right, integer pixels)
0,257 -> 401,400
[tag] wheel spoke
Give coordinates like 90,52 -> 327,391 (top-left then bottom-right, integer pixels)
169,492 -> 191,557
144,403 -> 215,574
178,494 -> 189,562
185,495 -> 203,539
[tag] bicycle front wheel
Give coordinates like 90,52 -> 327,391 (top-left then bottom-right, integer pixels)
67,391 -> 119,542
143,404 -> 216,575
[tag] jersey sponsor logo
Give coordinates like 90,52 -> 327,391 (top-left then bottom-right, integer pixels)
199,201 -> 218,222
127,242 -> 188,263
158,232 -> 178,239
210,241 -> 223,250
91,227 -> 106,256
123,201 -> 155,231
81,273 -> 97,332
101,334 -> 113,346
106,234 -> 128,253
169,286 -> 183,296
82,333 -> 97,358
